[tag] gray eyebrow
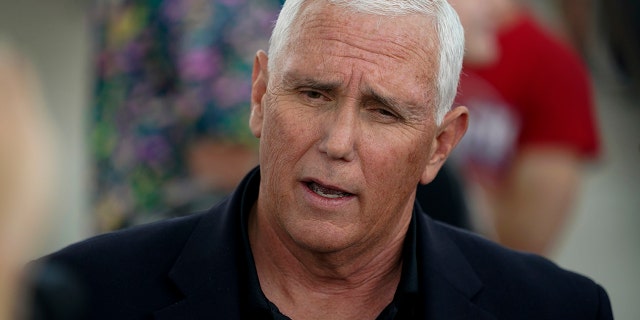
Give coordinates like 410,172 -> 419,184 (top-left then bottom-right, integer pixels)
281,72 -> 341,92
363,86 -> 403,110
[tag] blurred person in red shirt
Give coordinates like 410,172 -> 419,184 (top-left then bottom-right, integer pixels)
445,0 -> 600,256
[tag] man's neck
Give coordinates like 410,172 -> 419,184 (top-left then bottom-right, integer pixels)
248,205 -> 407,320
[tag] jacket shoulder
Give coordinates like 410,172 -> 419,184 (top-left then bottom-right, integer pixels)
46,212 -> 206,266
428,220 -> 613,319
29,212 -> 209,319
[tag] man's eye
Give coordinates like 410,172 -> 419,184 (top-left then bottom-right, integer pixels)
372,108 -> 401,121
302,90 -> 324,100
376,108 -> 396,118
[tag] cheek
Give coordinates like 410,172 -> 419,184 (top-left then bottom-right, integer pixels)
378,125 -> 432,166
406,140 -> 430,174
260,105 -> 315,169
358,143 -> 422,230
364,132 -> 431,192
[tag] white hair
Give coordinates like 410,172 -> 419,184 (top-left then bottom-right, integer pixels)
268,0 -> 465,124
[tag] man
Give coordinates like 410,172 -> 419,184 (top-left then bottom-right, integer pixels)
31,0 -> 612,319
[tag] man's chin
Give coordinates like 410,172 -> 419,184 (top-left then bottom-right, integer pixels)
287,222 -> 361,255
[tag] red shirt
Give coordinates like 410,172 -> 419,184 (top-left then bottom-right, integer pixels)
453,14 -> 600,177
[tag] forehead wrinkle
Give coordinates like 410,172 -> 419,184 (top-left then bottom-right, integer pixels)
310,28 -> 427,69
295,4 -> 433,65
294,31 -> 436,101
319,8 -> 432,57
295,13 -> 439,94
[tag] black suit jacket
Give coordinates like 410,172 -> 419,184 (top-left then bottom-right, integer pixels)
33,168 -> 613,319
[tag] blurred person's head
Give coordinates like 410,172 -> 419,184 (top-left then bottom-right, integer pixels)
448,0 -> 520,66
0,43 -> 56,320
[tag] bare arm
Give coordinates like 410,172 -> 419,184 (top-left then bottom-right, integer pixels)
490,147 -> 582,256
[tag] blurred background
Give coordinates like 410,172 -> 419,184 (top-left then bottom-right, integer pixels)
0,0 -> 638,318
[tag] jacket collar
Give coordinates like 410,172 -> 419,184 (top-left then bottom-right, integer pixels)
415,210 -> 495,319
154,168 -> 496,319
153,168 -> 261,320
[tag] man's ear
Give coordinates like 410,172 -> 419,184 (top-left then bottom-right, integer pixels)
249,50 -> 269,138
420,106 -> 469,184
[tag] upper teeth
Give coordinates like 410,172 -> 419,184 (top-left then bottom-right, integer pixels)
310,182 -> 349,199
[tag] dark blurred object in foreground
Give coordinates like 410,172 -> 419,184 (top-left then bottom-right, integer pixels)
600,0 -> 640,96
25,262 -> 87,320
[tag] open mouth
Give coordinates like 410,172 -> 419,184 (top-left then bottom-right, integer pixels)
306,181 -> 353,199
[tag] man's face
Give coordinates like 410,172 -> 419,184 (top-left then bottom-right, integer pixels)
250,3 -> 447,253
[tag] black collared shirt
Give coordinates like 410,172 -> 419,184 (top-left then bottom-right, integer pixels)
237,170 -> 420,319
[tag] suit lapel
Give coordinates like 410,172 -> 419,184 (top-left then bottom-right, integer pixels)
416,211 -> 497,320
154,171 -> 260,320
421,272 -> 495,320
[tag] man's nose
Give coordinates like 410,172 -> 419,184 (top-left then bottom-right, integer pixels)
318,103 -> 358,162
